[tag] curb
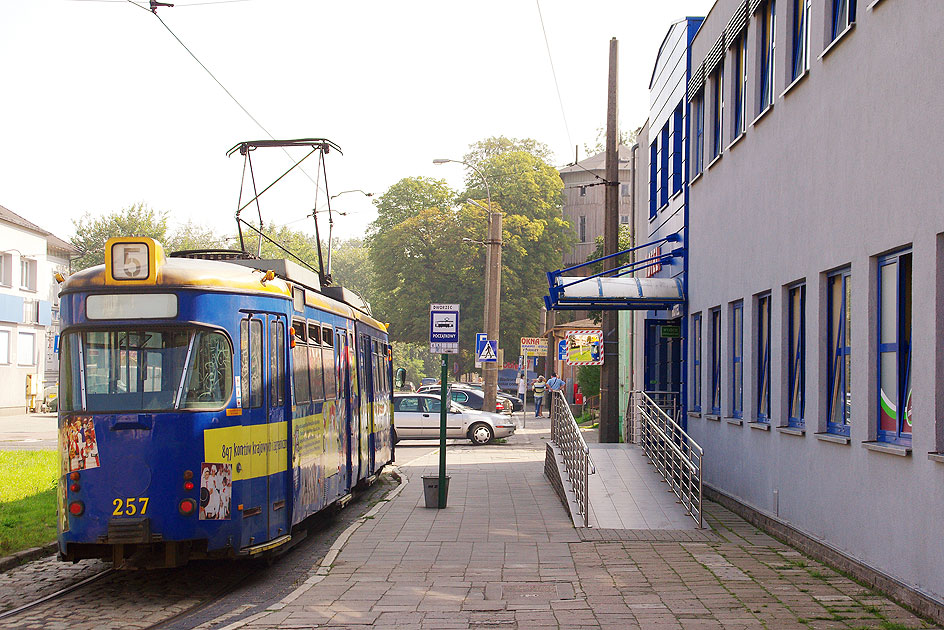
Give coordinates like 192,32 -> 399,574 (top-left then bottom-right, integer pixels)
0,542 -> 57,574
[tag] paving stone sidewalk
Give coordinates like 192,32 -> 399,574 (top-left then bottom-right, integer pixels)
238,420 -> 935,630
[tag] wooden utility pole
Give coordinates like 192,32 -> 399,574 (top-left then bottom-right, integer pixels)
599,37 -> 620,443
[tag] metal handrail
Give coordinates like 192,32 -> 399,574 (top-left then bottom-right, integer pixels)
550,390 -> 593,527
632,390 -> 704,528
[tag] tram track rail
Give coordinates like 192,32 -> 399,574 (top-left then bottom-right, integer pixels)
0,567 -> 115,622
0,472 -> 401,630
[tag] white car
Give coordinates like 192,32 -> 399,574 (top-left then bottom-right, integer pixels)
393,393 -> 516,445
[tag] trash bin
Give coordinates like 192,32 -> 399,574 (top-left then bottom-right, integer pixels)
422,475 -> 449,509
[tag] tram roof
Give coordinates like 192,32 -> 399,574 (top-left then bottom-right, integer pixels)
61,238 -> 387,331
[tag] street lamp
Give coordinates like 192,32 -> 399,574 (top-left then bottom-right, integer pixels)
433,158 -> 503,411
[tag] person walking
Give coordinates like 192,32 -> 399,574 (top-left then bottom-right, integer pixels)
532,375 -> 546,417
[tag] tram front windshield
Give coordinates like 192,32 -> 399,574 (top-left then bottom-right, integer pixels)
60,329 -> 233,413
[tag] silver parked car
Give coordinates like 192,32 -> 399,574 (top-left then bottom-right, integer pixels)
392,393 -> 515,445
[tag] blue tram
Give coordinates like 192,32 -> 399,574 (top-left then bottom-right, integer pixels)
56,237 -> 393,567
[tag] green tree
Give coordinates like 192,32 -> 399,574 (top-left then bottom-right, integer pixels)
584,224 -> 634,274
368,203 -> 485,350
71,203 -> 170,271
367,137 -> 576,371
166,220 -> 226,253
329,238 -> 372,303
240,223 -> 322,271
576,365 -> 600,398
464,145 -> 575,364
367,177 -> 454,239
463,136 -> 554,168
391,342 -> 439,387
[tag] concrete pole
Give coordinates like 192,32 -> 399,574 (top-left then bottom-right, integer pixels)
483,210 -> 503,411
599,37 -> 621,443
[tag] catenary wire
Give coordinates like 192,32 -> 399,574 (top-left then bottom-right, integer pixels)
122,0 -> 321,190
534,0 -> 573,152
69,0 -> 252,5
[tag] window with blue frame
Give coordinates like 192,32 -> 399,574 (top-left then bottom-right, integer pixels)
672,105 -> 683,193
710,64 -> 724,159
757,293 -> 771,422
660,123 -> 669,207
826,268 -> 851,436
692,91 -> 705,177
877,250 -> 912,445
791,0 -> 810,81
733,35 -> 747,139
692,313 -> 702,411
830,0 -> 856,42
649,143 -> 657,219
787,283 -> 806,428
759,0 -> 776,112
710,308 -> 722,414
732,301 -> 743,418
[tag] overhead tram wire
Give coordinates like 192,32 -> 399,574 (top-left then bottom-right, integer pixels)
71,0 -> 252,5
534,0 -> 573,152
121,0 -> 322,190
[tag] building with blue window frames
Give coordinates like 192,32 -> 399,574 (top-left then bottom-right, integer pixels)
675,0 -> 944,619
632,17 -> 703,423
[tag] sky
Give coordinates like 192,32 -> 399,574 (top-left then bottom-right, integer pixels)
0,0 -> 715,245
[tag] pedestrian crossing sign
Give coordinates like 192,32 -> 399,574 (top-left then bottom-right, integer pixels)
477,339 -> 498,362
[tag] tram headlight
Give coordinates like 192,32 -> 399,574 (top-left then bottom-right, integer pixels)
68,501 -> 85,517
178,498 -> 197,516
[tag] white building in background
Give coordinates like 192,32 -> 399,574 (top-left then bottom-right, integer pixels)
0,204 -> 79,413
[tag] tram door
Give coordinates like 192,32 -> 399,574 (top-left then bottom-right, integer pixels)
267,316 -> 289,541
358,333 -> 374,478
239,314 -> 289,549
347,330 -> 361,487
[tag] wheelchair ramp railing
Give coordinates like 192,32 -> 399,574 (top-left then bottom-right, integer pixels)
550,390 -> 593,527
632,390 -> 704,528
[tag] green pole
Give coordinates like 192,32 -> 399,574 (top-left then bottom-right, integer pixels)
438,353 -> 448,508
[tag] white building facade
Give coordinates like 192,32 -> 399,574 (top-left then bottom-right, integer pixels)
0,204 -> 78,413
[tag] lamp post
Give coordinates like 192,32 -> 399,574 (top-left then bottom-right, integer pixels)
433,158 -> 502,412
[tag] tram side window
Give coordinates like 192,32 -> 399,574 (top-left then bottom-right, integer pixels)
183,331 -> 233,409
240,319 -> 263,408
292,320 -> 310,404
322,326 -> 337,399
270,321 -> 285,407
59,334 -> 82,412
372,340 -> 381,397
308,323 -> 325,401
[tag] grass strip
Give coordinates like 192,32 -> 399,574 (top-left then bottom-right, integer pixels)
0,450 -> 58,556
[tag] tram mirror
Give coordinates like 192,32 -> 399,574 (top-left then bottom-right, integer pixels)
395,367 -> 406,389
